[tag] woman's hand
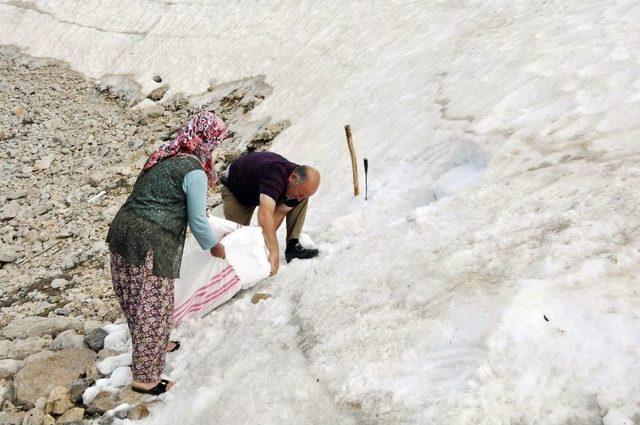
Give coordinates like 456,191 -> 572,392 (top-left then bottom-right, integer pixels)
210,243 -> 226,259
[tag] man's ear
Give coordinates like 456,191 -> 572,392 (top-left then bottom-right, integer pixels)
288,173 -> 297,184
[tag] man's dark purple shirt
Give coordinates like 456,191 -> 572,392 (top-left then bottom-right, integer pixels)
225,152 -> 299,207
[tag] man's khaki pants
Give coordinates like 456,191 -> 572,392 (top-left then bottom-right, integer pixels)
220,186 -> 308,241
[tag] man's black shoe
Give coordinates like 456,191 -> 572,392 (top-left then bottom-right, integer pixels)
285,241 -> 319,263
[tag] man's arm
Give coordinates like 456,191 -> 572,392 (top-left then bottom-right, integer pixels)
273,203 -> 292,232
258,194 -> 280,275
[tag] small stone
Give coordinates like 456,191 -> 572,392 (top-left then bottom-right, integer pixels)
117,388 -> 148,406
1,202 -> 19,221
0,411 -> 25,425
0,379 -> 8,406
251,293 -> 272,304
0,339 -> 13,360
84,364 -> 100,385
53,308 -> 70,316
44,386 -> 73,415
84,328 -> 108,352
0,246 -> 17,263
21,165 -> 34,175
33,157 -> 53,171
0,359 -> 23,379
152,75 -> 162,83
83,321 -> 103,333
13,106 -> 27,117
147,85 -> 169,102
21,407 -> 55,425
0,130 -> 14,141
96,306 -> 109,319
127,403 -> 150,420
143,104 -> 165,119
97,415 -> 115,425
55,407 -> 85,424
68,379 -> 89,404
5,191 -> 25,201
35,202 -> 53,216
51,330 -> 86,351
86,391 -> 118,415
50,278 -> 68,289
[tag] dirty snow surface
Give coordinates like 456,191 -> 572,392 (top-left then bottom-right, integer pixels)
3,0 -> 640,423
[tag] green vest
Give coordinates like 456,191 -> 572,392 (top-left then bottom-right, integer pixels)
106,156 -> 202,278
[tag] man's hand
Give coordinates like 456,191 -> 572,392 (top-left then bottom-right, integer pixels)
210,243 -> 226,259
268,251 -> 279,276
258,194 -> 281,276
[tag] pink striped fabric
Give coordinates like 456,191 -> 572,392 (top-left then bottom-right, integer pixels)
173,265 -> 241,324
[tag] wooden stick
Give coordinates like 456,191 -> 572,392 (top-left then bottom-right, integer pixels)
16,240 -> 63,266
344,125 -> 360,196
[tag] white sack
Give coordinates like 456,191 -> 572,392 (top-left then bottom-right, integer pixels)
173,216 -> 270,324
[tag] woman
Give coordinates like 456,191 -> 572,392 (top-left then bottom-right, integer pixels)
106,111 -> 228,395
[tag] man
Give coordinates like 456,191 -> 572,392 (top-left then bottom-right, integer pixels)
221,151 -> 320,275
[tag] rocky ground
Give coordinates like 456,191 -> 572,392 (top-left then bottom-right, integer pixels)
0,46 -> 287,423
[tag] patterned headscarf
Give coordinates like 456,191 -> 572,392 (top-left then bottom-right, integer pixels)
143,111 -> 228,187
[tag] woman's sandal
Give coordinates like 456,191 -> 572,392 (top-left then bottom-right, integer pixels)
168,341 -> 180,352
131,379 -> 172,395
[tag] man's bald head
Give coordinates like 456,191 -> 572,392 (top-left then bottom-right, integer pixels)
286,165 -> 321,201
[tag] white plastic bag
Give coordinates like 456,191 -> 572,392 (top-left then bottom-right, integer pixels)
173,216 -> 270,324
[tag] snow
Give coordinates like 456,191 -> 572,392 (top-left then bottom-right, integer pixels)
218,225 -> 270,289
102,323 -> 132,353
3,0 -> 640,423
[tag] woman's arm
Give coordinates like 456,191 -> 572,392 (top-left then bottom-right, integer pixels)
182,170 -> 225,258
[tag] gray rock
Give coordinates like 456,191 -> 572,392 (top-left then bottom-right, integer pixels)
0,411 -> 25,425
143,104 -> 165,119
97,414 -> 115,425
51,330 -> 86,351
8,337 -> 49,360
1,316 -> 74,339
84,328 -> 108,352
68,379 -> 89,404
0,246 -> 17,263
53,308 -> 70,316
0,359 -> 23,379
55,407 -> 85,424
13,348 -> 96,409
1,202 -> 19,221
50,278 -> 67,289
0,340 -> 11,359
